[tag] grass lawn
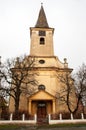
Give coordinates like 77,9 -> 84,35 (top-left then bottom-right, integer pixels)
0,123 -> 86,130
0,124 -> 20,130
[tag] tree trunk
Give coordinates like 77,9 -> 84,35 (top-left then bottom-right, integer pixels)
15,95 -> 20,113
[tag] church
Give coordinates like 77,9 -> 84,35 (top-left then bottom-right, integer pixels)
9,5 -> 77,118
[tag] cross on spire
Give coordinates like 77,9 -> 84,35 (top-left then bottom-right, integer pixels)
41,2 -> 43,6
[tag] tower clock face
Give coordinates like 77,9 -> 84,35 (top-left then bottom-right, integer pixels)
39,31 -> 46,36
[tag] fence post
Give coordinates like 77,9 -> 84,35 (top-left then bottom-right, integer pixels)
71,113 -> 73,120
10,113 -> 13,121
48,114 -> 51,123
59,113 -> 62,120
34,114 -> 37,123
81,113 -> 84,120
22,114 -> 25,121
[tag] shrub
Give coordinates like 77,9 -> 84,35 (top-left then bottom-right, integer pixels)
62,112 -> 71,119
51,113 -> 59,120
1,110 -> 10,120
73,112 -> 81,119
12,110 -> 34,120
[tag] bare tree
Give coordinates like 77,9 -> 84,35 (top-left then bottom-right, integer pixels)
0,55 -> 38,113
74,63 -> 86,110
0,56 -> 7,98
56,71 -> 80,114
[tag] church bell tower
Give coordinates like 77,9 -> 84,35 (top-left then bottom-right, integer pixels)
30,5 -> 54,57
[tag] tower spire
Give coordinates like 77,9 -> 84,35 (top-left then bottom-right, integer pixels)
35,4 -> 49,28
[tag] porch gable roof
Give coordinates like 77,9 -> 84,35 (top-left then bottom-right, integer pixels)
28,90 -> 56,100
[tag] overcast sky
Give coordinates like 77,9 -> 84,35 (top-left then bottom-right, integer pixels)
0,0 -> 86,71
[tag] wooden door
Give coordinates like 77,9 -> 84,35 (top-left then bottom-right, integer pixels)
37,106 -> 46,118
37,101 -> 47,123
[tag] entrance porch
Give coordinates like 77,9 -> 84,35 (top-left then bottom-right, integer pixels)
28,90 -> 56,123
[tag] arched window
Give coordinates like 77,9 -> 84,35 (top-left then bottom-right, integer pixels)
40,37 -> 45,45
38,84 -> 45,90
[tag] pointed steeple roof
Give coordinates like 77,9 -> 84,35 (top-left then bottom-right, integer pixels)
35,4 -> 49,28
